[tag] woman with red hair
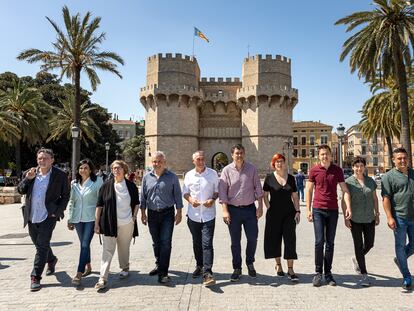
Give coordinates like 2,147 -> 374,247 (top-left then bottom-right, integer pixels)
263,153 -> 301,282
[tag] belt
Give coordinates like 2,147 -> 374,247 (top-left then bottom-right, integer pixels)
229,203 -> 254,208
150,206 -> 174,213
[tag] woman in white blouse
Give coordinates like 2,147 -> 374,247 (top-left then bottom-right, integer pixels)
94,160 -> 140,290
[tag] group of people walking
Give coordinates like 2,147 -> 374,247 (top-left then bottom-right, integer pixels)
17,144 -> 414,292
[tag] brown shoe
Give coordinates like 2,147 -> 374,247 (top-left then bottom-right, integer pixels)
203,273 -> 216,286
72,274 -> 82,286
46,257 -> 58,276
82,267 -> 92,277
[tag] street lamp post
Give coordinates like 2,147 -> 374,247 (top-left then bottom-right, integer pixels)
284,138 -> 293,173
105,142 -> 110,173
115,150 -> 119,160
71,126 -> 80,180
337,123 -> 345,168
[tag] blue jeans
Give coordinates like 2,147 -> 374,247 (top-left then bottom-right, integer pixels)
394,216 -> 414,280
148,208 -> 175,276
297,186 -> 304,202
74,221 -> 95,273
313,208 -> 338,275
187,218 -> 215,274
228,204 -> 258,269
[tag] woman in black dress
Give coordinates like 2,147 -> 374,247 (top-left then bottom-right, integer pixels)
263,153 -> 300,282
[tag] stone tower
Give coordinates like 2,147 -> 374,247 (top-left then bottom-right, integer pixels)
140,53 -> 298,175
237,54 -> 298,172
139,53 -> 202,172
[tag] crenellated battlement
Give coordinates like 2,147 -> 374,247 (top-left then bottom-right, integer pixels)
147,53 -> 196,62
200,77 -> 241,83
244,54 -> 291,63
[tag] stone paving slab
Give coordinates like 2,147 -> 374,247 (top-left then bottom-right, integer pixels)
0,190 -> 413,310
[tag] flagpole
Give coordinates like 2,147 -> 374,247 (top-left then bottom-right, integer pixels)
192,32 -> 195,59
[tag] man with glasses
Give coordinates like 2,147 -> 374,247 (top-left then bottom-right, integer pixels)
18,148 -> 70,291
381,147 -> 414,290
140,151 -> 183,284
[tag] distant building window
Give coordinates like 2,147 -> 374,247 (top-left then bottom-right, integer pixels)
293,130 -> 297,133
301,149 -> 306,158
293,149 -> 298,157
310,136 -> 315,145
293,137 -> 298,145
362,145 -> 367,155
321,135 -> 328,144
301,130 -> 306,132
373,157 -> 378,166
301,137 -> 306,145
310,149 -> 315,158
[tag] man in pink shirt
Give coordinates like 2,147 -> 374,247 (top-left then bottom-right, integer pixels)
306,144 -> 351,287
219,144 -> 264,282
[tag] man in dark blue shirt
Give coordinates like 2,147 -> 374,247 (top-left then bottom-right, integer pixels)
295,169 -> 305,202
140,151 -> 183,284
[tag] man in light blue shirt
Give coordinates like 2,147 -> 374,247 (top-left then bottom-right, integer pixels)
140,151 -> 183,284
18,148 -> 70,291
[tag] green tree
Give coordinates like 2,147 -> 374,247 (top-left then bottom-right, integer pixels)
336,0 -> 414,165
17,5 -> 124,165
122,135 -> 146,169
47,93 -> 100,146
0,81 -> 50,175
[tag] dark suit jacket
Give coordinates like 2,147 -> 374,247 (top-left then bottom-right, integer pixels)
17,166 -> 70,227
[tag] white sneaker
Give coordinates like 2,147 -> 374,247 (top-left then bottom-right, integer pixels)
119,269 -> 129,279
351,257 -> 361,274
359,274 -> 370,287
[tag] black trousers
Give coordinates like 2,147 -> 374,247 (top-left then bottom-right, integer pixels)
350,220 -> 375,274
28,217 -> 57,279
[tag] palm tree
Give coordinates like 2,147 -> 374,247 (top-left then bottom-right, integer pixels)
358,75 -> 414,167
0,111 -> 20,144
0,81 -> 50,176
336,0 -> 414,166
47,94 -> 101,146
17,6 -> 124,170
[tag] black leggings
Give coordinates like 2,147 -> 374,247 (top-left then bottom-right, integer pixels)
350,220 -> 375,274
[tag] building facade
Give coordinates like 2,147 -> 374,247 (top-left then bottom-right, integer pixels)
139,53 -> 299,174
109,119 -> 136,141
292,121 -> 333,174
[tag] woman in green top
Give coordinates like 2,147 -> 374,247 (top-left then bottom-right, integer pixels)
342,156 -> 379,287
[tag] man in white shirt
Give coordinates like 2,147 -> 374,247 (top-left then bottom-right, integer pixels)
183,151 -> 219,286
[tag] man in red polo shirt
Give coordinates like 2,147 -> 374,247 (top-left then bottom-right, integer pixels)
306,144 -> 352,287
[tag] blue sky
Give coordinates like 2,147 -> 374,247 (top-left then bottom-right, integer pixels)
0,0 -> 372,131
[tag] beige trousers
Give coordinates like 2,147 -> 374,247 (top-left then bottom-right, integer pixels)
100,221 -> 134,280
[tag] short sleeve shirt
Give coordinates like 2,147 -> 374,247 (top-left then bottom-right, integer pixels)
381,168 -> 414,221
346,175 -> 377,223
309,163 -> 344,210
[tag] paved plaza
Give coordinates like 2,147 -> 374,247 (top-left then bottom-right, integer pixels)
0,190 -> 413,311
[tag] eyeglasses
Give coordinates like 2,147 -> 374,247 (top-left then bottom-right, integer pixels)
112,166 -> 123,171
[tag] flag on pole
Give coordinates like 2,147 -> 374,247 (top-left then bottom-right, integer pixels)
194,27 -> 209,43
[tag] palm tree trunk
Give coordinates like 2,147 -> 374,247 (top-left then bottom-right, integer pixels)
386,136 -> 393,168
15,140 -> 21,178
392,45 -> 412,167
73,68 -> 81,162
